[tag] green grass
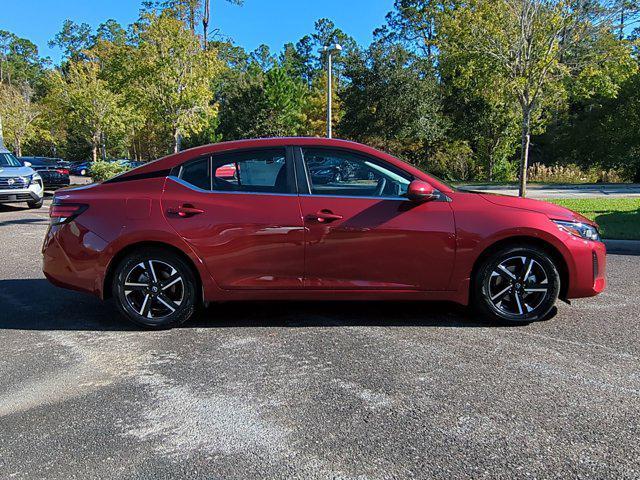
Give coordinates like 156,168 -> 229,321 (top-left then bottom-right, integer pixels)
544,198 -> 640,240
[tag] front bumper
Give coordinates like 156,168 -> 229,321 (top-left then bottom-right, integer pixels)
565,238 -> 606,298
0,182 -> 44,204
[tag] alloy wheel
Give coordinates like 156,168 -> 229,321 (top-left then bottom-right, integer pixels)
122,260 -> 185,321
486,255 -> 550,317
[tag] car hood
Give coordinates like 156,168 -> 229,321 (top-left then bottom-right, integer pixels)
0,166 -> 35,177
480,193 -> 595,225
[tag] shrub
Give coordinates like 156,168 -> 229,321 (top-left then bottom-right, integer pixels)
90,161 -> 130,182
527,163 -> 628,183
492,158 -> 518,182
429,141 -> 478,181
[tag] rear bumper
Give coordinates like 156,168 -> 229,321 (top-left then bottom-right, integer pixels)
42,178 -> 71,189
565,239 -> 606,299
42,221 -> 109,297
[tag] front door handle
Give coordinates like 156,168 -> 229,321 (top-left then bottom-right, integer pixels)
168,204 -> 205,218
306,209 -> 343,223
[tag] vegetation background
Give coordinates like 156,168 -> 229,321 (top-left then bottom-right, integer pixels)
1,0 -> 639,186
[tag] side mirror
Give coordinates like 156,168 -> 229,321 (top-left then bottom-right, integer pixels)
23,161 -> 32,167
407,180 -> 438,203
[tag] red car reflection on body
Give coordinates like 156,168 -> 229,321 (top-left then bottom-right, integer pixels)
42,138 -> 606,328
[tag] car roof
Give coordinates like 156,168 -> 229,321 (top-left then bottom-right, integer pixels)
117,137 -> 453,192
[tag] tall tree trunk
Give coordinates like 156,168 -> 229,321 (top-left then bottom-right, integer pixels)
203,0 -> 210,50
519,107 -> 531,198
16,141 -> 22,157
0,114 -> 4,149
189,3 -> 196,33
488,154 -> 494,182
92,144 -> 98,162
174,129 -> 181,153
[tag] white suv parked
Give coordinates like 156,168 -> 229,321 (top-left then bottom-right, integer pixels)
0,147 -> 44,209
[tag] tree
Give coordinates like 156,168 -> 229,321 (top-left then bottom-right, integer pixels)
613,0 -> 640,39
49,20 -> 94,61
129,12 -> 223,152
218,65 -> 308,138
378,0 -> 452,65
0,83 -> 40,156
48,61 -> 130,161
439,0 -> 632,196
339,43 -> 446,165
0,31 -> 47,87
203,0 -> 244,50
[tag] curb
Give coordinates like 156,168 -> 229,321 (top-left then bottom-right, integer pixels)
604,239 -> 640,255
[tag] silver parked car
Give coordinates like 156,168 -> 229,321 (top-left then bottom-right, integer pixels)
0,146 -> 44,209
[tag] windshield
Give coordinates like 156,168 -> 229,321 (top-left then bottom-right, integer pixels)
0,153 -> 22,168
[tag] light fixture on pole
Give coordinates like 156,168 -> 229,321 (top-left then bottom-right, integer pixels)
322,43 -> 342,139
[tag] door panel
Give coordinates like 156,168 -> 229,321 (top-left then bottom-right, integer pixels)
301,196 -> 456,290
297,146 -> 456,291
163,179 -> 304,289
162,148 -> 304,290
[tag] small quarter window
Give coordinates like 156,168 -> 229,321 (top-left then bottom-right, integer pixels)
179,158 -> 210,190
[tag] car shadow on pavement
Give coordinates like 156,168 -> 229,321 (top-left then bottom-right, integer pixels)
0,217 -> 49,227
0,279 -> 539,331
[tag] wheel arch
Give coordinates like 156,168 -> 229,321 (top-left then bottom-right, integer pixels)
470,236 -> 570,300
103,241 -> 203,302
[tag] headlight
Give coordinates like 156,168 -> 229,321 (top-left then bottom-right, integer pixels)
18,176 -> 31,187
553,220 -> 601,242
31,173 -> 42,187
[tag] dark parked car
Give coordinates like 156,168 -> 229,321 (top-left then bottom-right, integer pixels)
71,161 -> 91,176
20,157 -> 71,190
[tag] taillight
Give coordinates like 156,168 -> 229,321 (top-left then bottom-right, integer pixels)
56,169 -> 70,175
49,203 -> 88,225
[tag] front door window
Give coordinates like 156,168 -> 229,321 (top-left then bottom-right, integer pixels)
303,148 -> 412,198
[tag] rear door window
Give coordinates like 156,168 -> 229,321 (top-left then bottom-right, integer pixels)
211,149 -> 290,194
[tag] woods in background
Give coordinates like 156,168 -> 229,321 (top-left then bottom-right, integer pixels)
1,0 -> 639,184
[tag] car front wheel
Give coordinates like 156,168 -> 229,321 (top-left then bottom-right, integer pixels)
472,244 -> 560,324
112,249 -> 198,329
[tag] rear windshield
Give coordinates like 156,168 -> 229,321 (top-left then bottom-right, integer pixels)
0,153 -> 22,168
22,157 -> 61,166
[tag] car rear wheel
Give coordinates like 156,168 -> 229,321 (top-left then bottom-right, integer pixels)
472,245 -> 560,325
112,249 -> 198,329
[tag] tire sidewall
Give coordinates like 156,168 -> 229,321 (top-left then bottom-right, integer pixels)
112,249 -> 197,329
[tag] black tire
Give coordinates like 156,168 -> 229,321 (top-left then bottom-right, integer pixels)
112,248 -> 198,329
472,244 -> 560,325
27,198 -> 43,209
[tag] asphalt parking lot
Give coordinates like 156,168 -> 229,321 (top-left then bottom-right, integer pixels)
1,199 -> 639,479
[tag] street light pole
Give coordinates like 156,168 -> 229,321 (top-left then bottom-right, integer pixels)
0,114 -> 4,149
323,43 -> 342,139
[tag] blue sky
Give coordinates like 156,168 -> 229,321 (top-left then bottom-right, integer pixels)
2,0 -> 394,63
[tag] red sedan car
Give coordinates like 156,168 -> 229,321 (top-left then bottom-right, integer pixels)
43,138 -> 606,328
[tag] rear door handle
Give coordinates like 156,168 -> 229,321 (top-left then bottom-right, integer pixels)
168,204 -> 205,218
306,209 -> 343,223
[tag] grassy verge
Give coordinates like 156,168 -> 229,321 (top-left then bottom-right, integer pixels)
544,198 -> 640,240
